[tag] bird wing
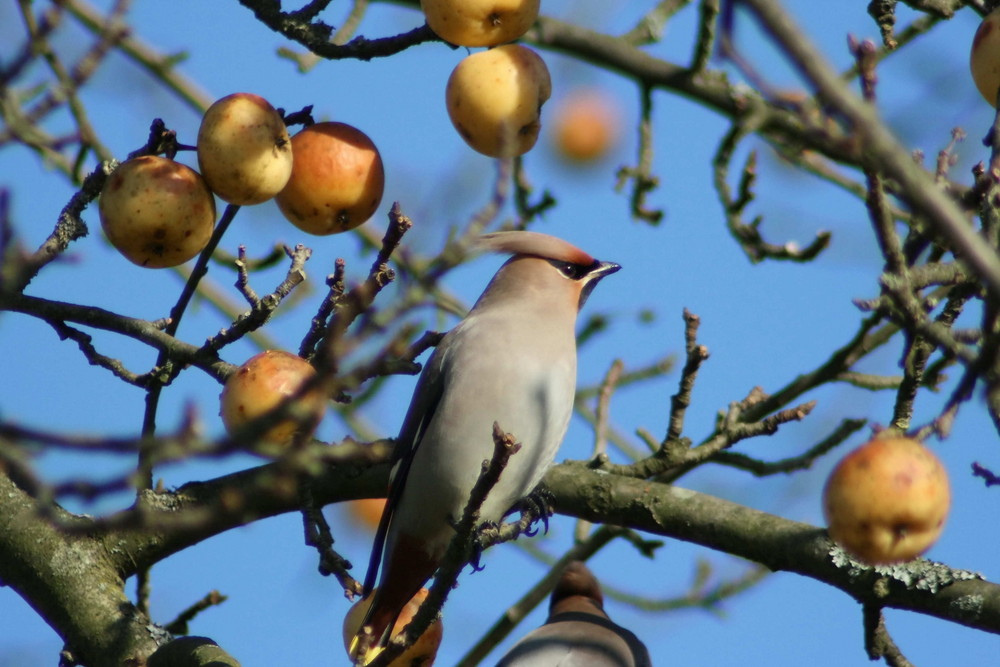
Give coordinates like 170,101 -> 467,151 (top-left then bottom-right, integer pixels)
362,342 -> 449,596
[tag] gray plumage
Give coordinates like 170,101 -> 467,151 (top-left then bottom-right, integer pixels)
497,561 -> 652,667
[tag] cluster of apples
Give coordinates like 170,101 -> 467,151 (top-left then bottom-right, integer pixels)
419,0 -> 550,158
98,93 -> 385,267
822,435 -> 950,565
425,0 -> 622,166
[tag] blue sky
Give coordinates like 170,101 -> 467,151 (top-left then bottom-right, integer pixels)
1,1 -> 998,665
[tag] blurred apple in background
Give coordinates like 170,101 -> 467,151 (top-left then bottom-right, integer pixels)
347,497 -> 387,532
551,88 -> 622,164
970,7 -> 1000,107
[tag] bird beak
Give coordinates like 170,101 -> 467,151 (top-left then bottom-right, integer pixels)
579,261 -> 621,307
592,261 -> 621,279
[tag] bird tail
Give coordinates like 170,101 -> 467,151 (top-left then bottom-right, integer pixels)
350,533 -> 440,663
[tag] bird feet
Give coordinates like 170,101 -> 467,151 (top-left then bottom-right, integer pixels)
469,520 -> 502,572
464,487 -> 556,573
506,485 -> 555,537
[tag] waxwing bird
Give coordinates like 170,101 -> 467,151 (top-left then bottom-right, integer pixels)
496,561 -> 652,667
349,231 -> 620,663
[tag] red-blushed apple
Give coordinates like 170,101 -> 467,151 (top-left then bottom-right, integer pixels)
343,588 -> 442,666
421,0 -> 539,47
197,93 -> 293,205
551,88 -> 622,163
823,436 -> 950,565
99,155 -> 216,268
446,44 -> 551,158
219,350 -> 326,449
971,8 -> 1000,107
274,122 -> 384,235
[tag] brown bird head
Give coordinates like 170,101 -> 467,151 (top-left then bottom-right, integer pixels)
475,231 -> 620,312
549,560 -> 608,618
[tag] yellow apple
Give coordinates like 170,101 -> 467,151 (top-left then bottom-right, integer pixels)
343,588 -> 442,666
823,436 -> 950,564
99,156 -> 216,268
446,44 -> 552,158
421,0 -> 539,47
219,350 -> 326,448
274,122 -> 385,235
197,93 -> 293,205
971,8 -> 1000,107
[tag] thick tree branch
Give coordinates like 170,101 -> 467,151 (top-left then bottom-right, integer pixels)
545,463 -> 999,635
0,473 -> 165,667
12,449 -> 991,639
523,15 -> 863,168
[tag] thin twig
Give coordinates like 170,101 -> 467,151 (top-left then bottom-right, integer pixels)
615,84 -> 663,224
665,309 -> 709,443
863,603 -> 916,667
576,359 -> 623,541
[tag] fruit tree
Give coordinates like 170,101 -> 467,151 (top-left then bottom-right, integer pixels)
1,1 -> 999,666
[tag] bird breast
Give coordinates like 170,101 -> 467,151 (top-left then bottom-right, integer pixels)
392,306 -> 577,556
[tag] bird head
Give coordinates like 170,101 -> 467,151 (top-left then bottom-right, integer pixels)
550,560 -> 606,613
475,231 -> 620,311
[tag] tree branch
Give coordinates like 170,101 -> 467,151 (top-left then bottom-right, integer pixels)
546,463 -> 999,635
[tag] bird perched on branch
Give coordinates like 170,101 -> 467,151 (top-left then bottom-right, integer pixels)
349,231 -> 620,663
497,560 -> 652,666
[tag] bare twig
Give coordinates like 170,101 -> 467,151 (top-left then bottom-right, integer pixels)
576,359 -> 624,541
64,0 -> 213,113
863,603 -> 915,667
690,0 -> 721,71
713,111 -> 831,262
972,461 -> 1000,487
204,244 -> 311,352
301,490 -> 361,597
622,0 -> 692,45
615,84 -> 664,224
713,417 -> 867,476
513,157 -> 557,223
665,309 -> 709,443
163,590 -> 229,635
6,160 -> 110,293
140,203 -> 242,483
239,0 -> 438,61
